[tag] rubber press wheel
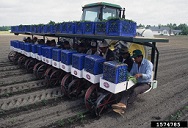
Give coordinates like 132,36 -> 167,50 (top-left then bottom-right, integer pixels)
8,51 -> 16,62
94,93 -> 116,117
84,84 -> 99,111
33,62 -> 43,78
67,79 -> 82,99
61,73 -> 72,96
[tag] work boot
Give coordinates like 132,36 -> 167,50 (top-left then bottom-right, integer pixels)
113,108 -> 125,116
111,102 -> 126,109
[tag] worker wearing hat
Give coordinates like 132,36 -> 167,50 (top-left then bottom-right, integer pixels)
112,49 -> 153,115
23,37 -> 27,42
98,40 -> 115,61
86,40 -> 98,55
77,42 -> 87,53
119,46 -> 133,72
32,37 -> 38,44
63,40 -> 71,50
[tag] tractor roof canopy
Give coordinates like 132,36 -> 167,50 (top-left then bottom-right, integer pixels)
83,2 -> 122,9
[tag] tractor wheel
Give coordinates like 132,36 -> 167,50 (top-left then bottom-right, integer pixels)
61,73 -> 72,96
8,51 -> 16,62
84,84 -> 99,111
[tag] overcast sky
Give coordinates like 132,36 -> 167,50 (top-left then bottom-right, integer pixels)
0,0 -> 187,26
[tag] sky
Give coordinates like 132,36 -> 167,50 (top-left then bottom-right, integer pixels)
0,0 -> 187,26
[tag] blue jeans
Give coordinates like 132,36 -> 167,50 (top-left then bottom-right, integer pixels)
120,83 -> 151,105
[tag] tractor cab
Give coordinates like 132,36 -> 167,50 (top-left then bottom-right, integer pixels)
81,2 -> 125,21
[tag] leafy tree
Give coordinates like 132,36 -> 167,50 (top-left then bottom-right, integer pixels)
48,20 -> 56,25
0,26 -> 11,31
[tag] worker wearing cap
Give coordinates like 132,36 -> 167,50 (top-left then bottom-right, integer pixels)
86,40 -> 98,55
112,49 -> 153,114
119,46 -> 134,72
23,37 -> 27,42
32,37 -> 38,44
98,40 -> 115,61
77,42 -> 87,53
63,40 -> 71,50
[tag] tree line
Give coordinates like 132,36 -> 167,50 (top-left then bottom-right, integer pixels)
138,23 -> 188,35
0,26 -> 11,31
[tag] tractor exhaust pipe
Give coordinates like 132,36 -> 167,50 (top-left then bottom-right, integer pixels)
119,9 -> 122,18
122,8 -> 125,19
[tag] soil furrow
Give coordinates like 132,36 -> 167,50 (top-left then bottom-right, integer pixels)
0,80 -> 45,98
0,87 -> 62,110
159,51 -> 188,62
0,99 -> 84,128
159,48 -> 188,55
0,65 -> 19,71
0,74 -> 36,87
158,55 -> 188,68
0,69 -> 26,78
0,63 -> 14,67
158,64 -> 188,85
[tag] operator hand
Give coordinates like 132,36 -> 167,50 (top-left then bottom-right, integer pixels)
134,74 -> 142,79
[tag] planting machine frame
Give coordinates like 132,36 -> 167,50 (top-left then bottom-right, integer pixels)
8,2 -> 169,117
8,32 -> 168,116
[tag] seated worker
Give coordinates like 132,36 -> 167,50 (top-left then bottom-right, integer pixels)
26,37 -> 32,43
98,40 -> 115,61
112,49 -> 153,114
63,40 -> 71,50
38,39 -> 45,44
23,37 -> 27,42
50,39 -> 56,47
119,46 -> 134,72
46,40 -> 51,46
72,42 -> 78,51
32,37 -> 38,44
86,40 -> 98,55
57,37 -> 65,49
77,42 -> 88,53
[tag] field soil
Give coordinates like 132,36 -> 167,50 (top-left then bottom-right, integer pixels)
0,34 -> 187,128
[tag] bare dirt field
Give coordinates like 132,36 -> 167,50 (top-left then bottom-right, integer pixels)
0,34 -> 187,128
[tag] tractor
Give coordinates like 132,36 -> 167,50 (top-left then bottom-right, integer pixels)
81,2 -> 153,60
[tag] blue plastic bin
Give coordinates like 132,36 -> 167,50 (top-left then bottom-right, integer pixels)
61,50 -> 77,65
20,42 -> 25,50
24,43 -> 32,52
31,44 -> 37,53
103,61 -> 128,84
83,22 -> 95,35
52,49 -> 61,61
55,23 -> 61,33
67,22 -> 75,34
74,22 -> 84,34
72,53 -> 87,70
37,45 -> 46,55
61,22 -> 67,34
44,47 -> 53,59
107,19 -> 136,37
95,22 -> 107,35
84,55 -> 106,75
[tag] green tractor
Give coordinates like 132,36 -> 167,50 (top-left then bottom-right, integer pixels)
81,2 -> 153,60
